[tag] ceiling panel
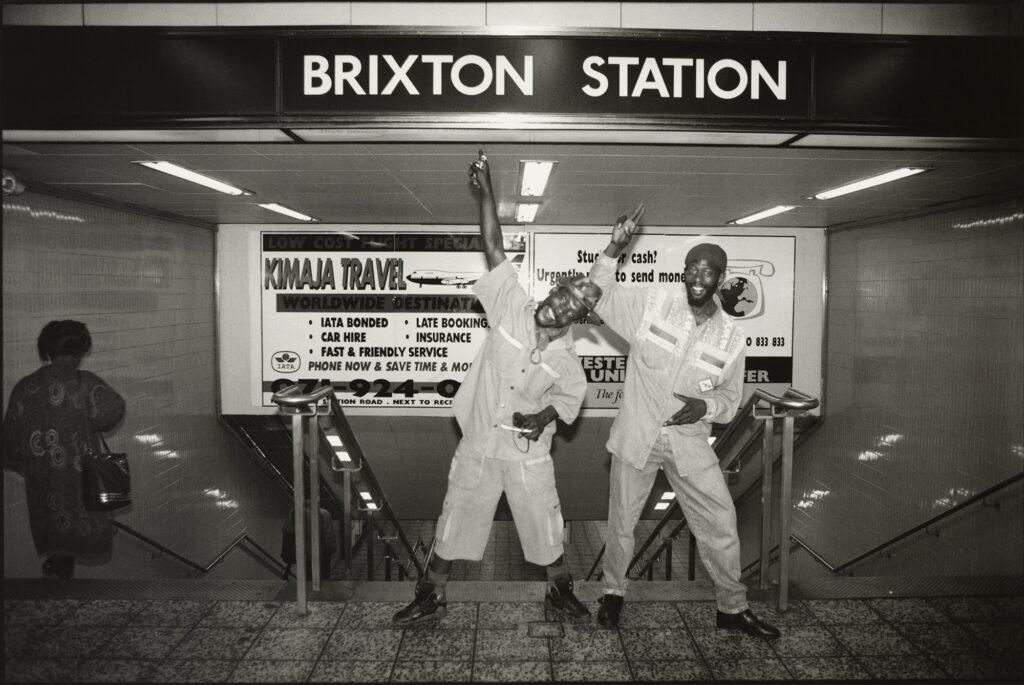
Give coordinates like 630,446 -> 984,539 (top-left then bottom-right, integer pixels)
3,138 -> 1022,230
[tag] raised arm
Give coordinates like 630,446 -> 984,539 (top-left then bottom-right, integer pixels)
468,151 -> 506,270
604,203 -> 645,259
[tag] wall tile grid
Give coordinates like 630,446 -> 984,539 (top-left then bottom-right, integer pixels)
789,200 -> 1023,576
2,193 -> 291,580
2,1 -> 1020,35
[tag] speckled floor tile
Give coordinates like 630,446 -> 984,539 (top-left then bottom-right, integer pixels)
804,599 -> 883,624
401,601 -> 478,630
927,596 -> 1011,623
147,658 -> 237,683
61,599 -> 151,626
769,625 -> 849,657
997,595 -> 1024,621
96,626 -> 191,659
29,625 -> 117,658
244,627 -> 330,660
196,601 -> 280,628
168,626 -> 262,660
475,627 -> 550,661
706,656 -> 791,680
896,621 -> 989,655
866,597 -> 950,623
782,656 -> 872,680
3,657 -> 79,683
128,599 -> 212,627
472,660 -> 552,682
673,600 -> 718,630
629,658 -> 711,682
747,598 -> 819,627
4,599 -> 86,625
321,627 -> 404,661
829,624 -> 918,656
477,601 -> 546,628
550,622 -> 627,662
619,627 -> 699,661
227,658 -> 315,682
266,600 -> 347,628
5,625 -> 50,658
615,601 -> 685,629
961,620 -> 1024,656
339,600 -> 409,628
856,654 -> 947,680
74,657 -> 159,682
390,658 -> 472,681
932,652 -> 1023,681
399,627 -> 475,661
552,660 -> 631,681
308,659 -> 394,682
687,626 -> 775,660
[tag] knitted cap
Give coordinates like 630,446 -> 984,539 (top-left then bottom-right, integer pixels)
685,243 -> 728,273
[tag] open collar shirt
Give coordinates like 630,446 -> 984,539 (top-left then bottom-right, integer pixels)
589,253 -> 746,469
452,259 -> 587,462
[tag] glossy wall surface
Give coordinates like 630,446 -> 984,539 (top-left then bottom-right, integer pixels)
787,199 -> 1023,576
2,192 -> 290,579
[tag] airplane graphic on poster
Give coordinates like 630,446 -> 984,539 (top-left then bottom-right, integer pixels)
406,253 -> 524,288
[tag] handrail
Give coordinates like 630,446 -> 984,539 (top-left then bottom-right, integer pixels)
828,471 -> 1024,574
271,383 -> 334,408
114,521 -> 291,578
327,395 -> 424,578
753,387 -> 819,412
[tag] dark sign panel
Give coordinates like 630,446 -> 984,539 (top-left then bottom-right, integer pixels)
1,28 -> 1020,135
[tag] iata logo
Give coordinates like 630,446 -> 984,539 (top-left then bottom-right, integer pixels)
271,351 -> 301,373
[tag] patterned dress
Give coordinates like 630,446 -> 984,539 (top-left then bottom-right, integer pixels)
4,365 -> 126,557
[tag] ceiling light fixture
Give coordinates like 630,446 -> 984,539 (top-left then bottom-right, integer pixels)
518,160 -> 557,197
515,203 -> 540,223
728,205 -> 798,225
132,160 -> 252,195
810,167 -> 929,200
257,203 -> 318,221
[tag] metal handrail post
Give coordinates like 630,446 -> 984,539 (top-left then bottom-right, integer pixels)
308,415 -> 321,592
779,412 -> 796,611
758,411 -> 775,590
342,470 -> 353,575
687,532 -> 696,581
290,412 -> 307,614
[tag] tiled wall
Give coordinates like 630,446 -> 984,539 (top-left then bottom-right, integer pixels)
3,1 -> 1020,36
783,199 -> 1023,576
2,192 -> 291,579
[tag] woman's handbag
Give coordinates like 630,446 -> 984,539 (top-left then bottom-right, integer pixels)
82,434 -> 132,511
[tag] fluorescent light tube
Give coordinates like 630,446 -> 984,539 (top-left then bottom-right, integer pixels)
660,491 -> 674,500
258,203 -> 317,221
359,491 -> 373,501
811,167 -> 928,200
133,160 -> 251,195
515,203 -> 540,223
653,502 -> 671,511
519,160 -> 557,197
729,205 -> 798,225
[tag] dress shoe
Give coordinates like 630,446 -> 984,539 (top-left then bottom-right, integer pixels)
597,594 -> 624,628
545,575 -> 591,621
716,609 -> 780,639
392,580 -> 447,626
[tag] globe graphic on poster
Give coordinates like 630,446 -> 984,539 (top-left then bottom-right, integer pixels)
720,276 -> 758,317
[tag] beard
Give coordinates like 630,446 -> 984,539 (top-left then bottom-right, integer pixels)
686,287 -> 716,308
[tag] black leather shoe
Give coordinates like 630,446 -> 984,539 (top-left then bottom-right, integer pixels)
716,609 -> 780,639
597,594 -> 624,629
392,580 -> 447,626
546,576 -> 591,621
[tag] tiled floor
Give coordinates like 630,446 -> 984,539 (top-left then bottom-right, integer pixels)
4,574 -> 1022,683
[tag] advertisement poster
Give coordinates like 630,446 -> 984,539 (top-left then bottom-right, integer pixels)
260,231 -> 528,409
530,233 -> 796,409
259,230 -> 794,411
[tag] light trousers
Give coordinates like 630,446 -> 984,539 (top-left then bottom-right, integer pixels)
602,433 -> 749,613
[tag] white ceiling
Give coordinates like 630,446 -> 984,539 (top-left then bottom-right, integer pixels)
3,131 -> 1022,230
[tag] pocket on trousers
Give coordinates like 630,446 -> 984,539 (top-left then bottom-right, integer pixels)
449,453 -> 484,490
520,456 -> 555,495
546,503 -> 565,547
